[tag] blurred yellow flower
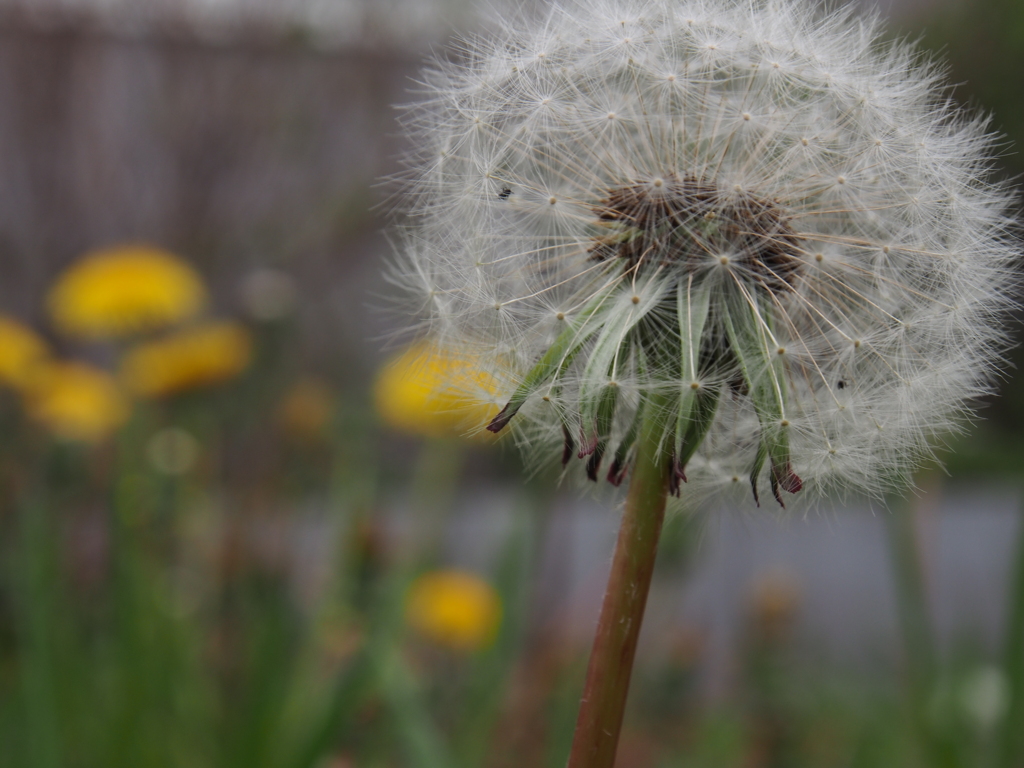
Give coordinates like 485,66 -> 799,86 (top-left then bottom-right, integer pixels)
25,362 -> 129,443
0,315 -> 49,390
277,377 -> 335,440
47,244 -> 207,340
405,569 -> 501,652
120,322 -> 253,398
373,342 -> 501,440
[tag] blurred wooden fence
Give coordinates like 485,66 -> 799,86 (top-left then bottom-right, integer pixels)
0,9 -> 420,367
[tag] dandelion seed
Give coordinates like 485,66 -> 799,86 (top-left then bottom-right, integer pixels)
390,0 -> 1017,511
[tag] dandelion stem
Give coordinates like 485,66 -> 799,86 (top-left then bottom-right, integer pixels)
567,397 -> 671,768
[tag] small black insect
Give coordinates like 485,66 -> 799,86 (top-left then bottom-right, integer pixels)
837,380 -> 846,390
498,187 -> 512,200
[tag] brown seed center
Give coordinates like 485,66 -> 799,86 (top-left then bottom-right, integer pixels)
589,174 -> 801,289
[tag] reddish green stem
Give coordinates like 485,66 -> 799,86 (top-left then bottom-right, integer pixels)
567,405 -> 671,768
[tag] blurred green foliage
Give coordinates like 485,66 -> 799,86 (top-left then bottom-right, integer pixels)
0,315 -> 1021,767
0,250 -> 1021,765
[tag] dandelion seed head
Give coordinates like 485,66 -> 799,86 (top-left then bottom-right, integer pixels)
389,0 -> 1018,508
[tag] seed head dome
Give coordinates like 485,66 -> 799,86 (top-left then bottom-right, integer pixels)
390,0 -> 1018,507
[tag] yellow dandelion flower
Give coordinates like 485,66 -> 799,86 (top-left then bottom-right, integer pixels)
25,362 -> 129,443
373,341 -> 501,440
48,244 -> 206,340
405,569 -> 501,652
0,315 -> 49,390
120,321 -> 253,398
277,377 -> 335,440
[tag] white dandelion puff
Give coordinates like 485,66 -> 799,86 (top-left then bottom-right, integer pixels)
388,0 -> 1018,508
